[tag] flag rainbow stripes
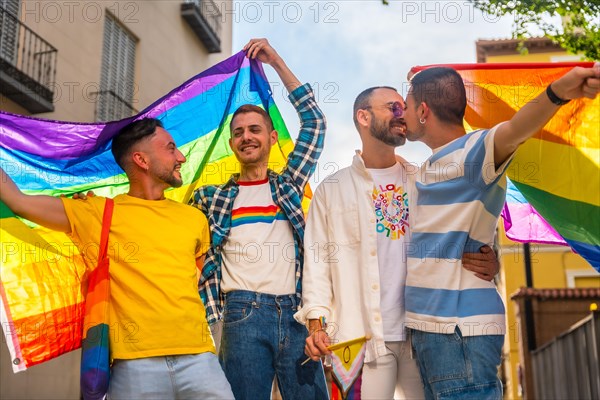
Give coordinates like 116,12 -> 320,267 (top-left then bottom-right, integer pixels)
330,375 -> 362,400
328,336 -> 368,400
411,62 -> 599,271
80,198 -> 112,400
0,51 -> 298,371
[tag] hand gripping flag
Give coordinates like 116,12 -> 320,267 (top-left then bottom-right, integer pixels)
411,62 -> 599,271
328,336 -> 368,400
0,51 -> 303,371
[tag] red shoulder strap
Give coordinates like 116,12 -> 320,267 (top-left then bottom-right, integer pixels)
98,198 -> 114,264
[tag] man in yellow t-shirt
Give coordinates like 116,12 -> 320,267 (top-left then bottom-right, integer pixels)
0,118 -> 234,399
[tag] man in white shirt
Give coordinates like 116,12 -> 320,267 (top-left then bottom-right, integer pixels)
296,86 -> 499,399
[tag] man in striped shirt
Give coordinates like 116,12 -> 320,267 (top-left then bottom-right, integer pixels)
403,64 -> 600,399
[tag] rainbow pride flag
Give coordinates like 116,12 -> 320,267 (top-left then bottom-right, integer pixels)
411,62 -> 599,271
0,51 -> 298,371
328,336 -> 368,400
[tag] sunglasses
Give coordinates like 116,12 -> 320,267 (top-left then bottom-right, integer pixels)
364,101 -> 405,118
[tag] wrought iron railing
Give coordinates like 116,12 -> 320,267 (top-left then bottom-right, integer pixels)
0,6 -> 57,106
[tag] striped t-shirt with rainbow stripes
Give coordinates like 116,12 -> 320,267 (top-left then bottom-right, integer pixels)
221,179 -> 296,295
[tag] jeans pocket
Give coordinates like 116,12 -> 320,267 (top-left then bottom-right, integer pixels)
222,301 -> 255,325
413,331 -> 468,383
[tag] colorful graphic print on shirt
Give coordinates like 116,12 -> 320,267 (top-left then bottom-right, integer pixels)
231,205 -> 287,228
372,183 -> 409,240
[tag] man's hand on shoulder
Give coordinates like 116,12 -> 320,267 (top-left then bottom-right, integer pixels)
61,190 -> 96,201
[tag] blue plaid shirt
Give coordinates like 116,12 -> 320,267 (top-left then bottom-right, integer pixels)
190,84 -> 326,324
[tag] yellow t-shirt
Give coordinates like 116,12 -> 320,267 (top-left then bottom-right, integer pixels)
61,194 -> 215,359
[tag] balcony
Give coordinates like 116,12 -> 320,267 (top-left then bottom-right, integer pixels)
181,0 -> 221,53
0,7 -> 57,113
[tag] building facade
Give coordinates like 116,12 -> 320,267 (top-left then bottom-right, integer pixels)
0,1 -> 232,398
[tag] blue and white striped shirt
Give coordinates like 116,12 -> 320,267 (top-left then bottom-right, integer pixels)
405,125 -> 511,336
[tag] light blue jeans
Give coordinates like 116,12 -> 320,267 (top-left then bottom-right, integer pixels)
107,352 -> 234,399
411,327 -> 503,400
219,290 -> 328,400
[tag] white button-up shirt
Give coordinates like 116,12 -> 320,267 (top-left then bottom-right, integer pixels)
294,151 -> 416,362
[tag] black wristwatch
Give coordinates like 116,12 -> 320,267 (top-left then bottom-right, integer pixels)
546,83 -> 571,106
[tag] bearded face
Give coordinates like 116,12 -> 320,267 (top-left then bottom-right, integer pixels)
368,113 -> 407,147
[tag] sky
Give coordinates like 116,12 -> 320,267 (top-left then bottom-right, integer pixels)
231,1 -> 518,187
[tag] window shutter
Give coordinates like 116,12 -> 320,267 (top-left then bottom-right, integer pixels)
0,0 -> 20,63
97,14 -> 136,121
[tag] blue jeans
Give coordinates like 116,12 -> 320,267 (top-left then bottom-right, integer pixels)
411,327 -> 503,400
108,352 -> 234,399
219,290 -> 328,400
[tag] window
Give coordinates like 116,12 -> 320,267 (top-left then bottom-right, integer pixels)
96,13 -> 137,121
0,0 -> 20,64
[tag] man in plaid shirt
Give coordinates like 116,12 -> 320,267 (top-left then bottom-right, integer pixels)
190,39 -> 328,399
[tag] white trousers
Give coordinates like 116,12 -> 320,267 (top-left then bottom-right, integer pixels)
361,341 -> 425,400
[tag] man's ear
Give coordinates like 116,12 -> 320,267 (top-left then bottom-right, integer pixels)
420,102 -> 431,120
132,151 -> 148,171
356,109 -> 370,128
270,130 -> 278,146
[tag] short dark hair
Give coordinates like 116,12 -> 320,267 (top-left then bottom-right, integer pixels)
353,86 -> 397,129
230,104 -> 274,133
111,118 -> 163,170
409,67 -> 466,125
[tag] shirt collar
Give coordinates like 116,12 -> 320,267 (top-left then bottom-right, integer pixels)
352,150 -> 410,173
224,169 -> 277,188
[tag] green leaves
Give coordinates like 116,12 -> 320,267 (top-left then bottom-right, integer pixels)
467,0 -> 600,60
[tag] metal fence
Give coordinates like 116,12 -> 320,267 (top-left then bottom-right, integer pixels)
532,311 -> 600,400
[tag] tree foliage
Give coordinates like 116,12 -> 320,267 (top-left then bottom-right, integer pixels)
468,0 -> 600,60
